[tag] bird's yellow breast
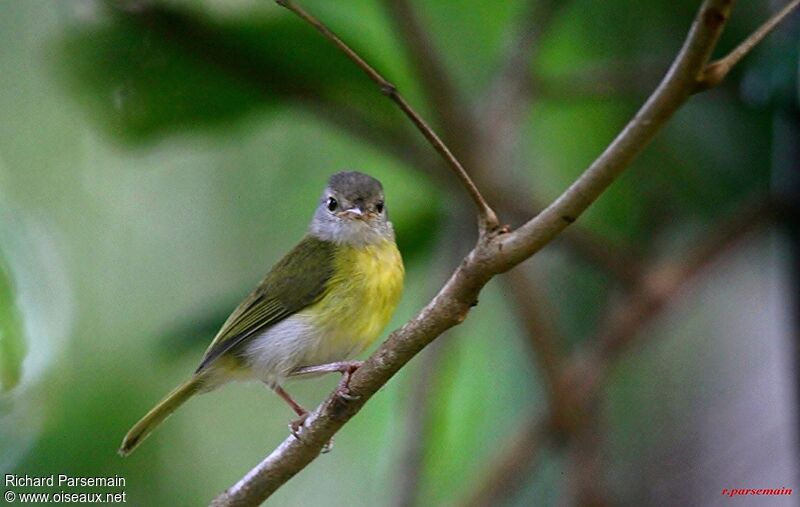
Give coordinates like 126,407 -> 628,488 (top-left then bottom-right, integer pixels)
306,239 -> 404,359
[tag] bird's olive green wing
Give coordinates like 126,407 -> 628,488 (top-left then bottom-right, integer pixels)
195,236 -> 335,373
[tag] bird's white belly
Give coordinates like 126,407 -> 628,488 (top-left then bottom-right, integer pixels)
241,312 -> 361,385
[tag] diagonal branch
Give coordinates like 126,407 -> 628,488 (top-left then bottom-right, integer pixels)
698,0 -> 800,90
275,0 -> 499,233
598,196 -> 774,357
209,1 -> 796,504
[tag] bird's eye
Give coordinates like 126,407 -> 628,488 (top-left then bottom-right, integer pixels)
327,197 -> 338,212
375,201 -> 384,213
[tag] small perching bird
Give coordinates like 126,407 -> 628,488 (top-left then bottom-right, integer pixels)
119,171 -> 404,456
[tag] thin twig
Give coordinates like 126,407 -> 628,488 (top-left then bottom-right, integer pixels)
209,1 -> 792,504
698,0 -> 800,90
275,0 -> 499,233
376,0 -> 640,287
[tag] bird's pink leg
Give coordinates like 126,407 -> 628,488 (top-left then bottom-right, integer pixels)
272,385 -> 308,439
275,362 -> 363,451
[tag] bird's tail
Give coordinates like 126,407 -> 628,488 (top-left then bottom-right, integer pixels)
118,377 -> 203,457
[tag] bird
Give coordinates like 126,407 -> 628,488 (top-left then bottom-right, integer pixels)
119,171 -> 404,456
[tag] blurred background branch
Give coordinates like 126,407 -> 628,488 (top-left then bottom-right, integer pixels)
380,0 -> 475,148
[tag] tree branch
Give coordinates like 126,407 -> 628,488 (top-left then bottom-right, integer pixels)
698,0 -> 800,91
377,0 -> 640,290
275,0 -> 499,233
209,1 -> 793,504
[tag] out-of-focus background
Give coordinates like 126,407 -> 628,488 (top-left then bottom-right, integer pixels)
0,0 -> 798,505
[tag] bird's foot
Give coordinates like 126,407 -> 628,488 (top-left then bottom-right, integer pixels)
289,412 -> 309,440
288,413 -> 335,453
335,387 -> 359,401
273,384 -> 311,440
334,361 -> 363,401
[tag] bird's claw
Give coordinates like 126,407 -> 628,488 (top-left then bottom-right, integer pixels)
334,361 -> 362,401
289,413 -> 335,453
335,386 -> 360,401
338,391 -> 360,401
289,413 -> 309,440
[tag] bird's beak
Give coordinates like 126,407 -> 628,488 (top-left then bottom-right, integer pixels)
340,207 -> 365,220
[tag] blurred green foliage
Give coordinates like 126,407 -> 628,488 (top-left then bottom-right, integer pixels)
0,255 -> 24,392
57,5 -> 395,142
0,0 -> 796,506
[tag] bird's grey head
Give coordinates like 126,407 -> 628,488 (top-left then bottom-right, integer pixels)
309,171 -> 394,246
